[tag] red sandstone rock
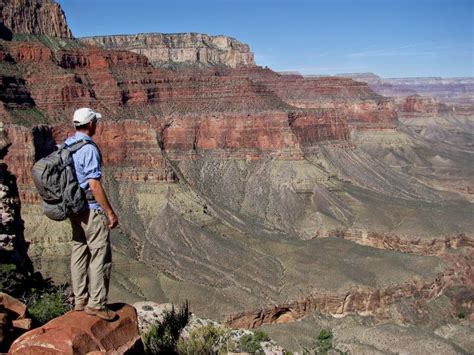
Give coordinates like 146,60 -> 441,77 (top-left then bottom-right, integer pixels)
0,0 -> 73,38
53,120 -> 176,182
398,95 -> 439,114
223,67 -> 398,129
6,42 -> 52,63
11,319 -> 31,331
3,125 -> 35,187
58,47 -> 149,70
0,293 -> 27,319
9,303 -> 143,354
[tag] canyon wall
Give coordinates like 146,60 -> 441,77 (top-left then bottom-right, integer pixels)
81,33 -> 255,68
231,68 -> 398,129
338,73 -> 474,114
0,0 -> 72,38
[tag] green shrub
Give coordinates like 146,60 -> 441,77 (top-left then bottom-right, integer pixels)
239,330 -> 270,354
0,263 -> 27,296
177,324 -> 234,355
457,308 -> 466,319
316,328 -> 333,354
27,291 -> 69,325
142,302 -> 190,354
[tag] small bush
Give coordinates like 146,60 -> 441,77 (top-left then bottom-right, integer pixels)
177,324 -> 234,355
27,291 -> 70,325
0,263 -> 27,296
239,330 -> 270,354
457,308 -> 466,319
142,301 -> 190,354
316,328 -> 333,354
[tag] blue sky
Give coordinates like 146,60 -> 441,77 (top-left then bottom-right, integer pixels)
58,0 -> 473,78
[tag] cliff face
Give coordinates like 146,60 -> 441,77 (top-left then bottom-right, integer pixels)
229,68 -> 398,129
398,95 -> 439,114
0,123 -> 33,273
81,33 -> 255,68
0,0 -> 72,38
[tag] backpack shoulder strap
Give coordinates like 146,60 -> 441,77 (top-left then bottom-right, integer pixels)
65,139 -> 98,153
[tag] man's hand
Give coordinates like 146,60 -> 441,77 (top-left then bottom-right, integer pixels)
89,179 -> 119,229
107,211 -> 119,229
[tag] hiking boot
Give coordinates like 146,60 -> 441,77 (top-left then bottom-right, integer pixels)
74,302 -> 86,311
85,306 -> 117,321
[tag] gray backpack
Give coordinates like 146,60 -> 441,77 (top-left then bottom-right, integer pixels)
32,139 -> 95,221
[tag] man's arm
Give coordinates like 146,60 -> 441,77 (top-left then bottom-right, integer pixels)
88,178 -> 118,229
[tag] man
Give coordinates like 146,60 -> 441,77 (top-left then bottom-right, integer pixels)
65,107 -> 119,321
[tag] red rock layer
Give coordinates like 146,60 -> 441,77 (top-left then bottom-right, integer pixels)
5,41 -> 52,63
58,47 -> 150,70
3,125 -> 34,186
224,67 -> 398,129
0,0 -> 73,38
0,41 -> 287,122
397,95 -> 439,114
158,109 -> 348,160
52,120 -> 176,182
3,120 -> 176,204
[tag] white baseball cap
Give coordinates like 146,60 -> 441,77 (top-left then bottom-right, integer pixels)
73,108 -> 102,126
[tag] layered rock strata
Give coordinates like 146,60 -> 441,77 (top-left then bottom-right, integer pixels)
227,68 -> 398,129
0,0 -> 72,38
226,249 -> 473,328
81,33 -> 255,68
398,95 -> 439,114
322,230 -> 473,256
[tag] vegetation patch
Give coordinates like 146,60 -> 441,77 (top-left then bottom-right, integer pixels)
27,289 -> 70,325
142,302 -> 190,354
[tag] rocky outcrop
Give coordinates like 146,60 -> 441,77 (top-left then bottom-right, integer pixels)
81,33 -> 255,68
226,250 -> 473,328
0,123 -> 32,271
322,230 -> 474,256
0,0 -> 72,38
0,293 -> 31,352
9,303 -> 143,354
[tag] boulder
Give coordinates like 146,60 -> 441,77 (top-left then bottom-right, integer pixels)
0,294 -> 30,352
133,302 -> 173,333
0,293 -> 26,319
9,303 -> 143,354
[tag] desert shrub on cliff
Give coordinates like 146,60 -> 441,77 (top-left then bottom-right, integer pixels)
0,260 -> 71,325
238,329 -> 271,353
177,324 -> 234,354
27,289 -> 70,325
316,328 -> 334,353
0,263 -> 27,296
142,302 -> 190,354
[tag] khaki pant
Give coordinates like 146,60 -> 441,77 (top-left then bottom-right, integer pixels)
70,209 -> 111,309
